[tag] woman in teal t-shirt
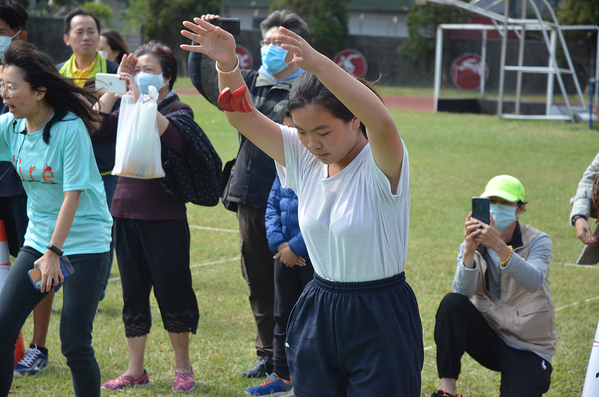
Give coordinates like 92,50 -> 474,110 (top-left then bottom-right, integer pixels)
0,42 -> 112,397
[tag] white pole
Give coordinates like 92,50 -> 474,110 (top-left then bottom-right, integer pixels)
480,29 -> 487,99
582,318 -> 599,397
434,25 -> 443,112
497,0 -> 510,116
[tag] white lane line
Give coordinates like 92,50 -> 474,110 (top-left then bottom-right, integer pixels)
107,257 -> 240,282
189,225 -> 238,233
555,296 -> 599,312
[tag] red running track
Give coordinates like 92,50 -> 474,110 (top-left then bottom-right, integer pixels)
177,89 -> 435,113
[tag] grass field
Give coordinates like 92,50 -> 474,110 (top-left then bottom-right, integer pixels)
9,90 -> 599,396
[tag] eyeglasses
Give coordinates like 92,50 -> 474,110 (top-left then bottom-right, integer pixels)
260,39 -> 283,47
0,82 -> 22,97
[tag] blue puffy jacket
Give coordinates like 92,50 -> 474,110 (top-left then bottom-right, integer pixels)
265,175 -> 309,260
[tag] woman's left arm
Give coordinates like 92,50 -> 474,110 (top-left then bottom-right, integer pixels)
277,28 -> 403,189
34,190 -> 81,293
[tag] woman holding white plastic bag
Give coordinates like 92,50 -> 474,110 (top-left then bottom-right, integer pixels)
93,41 -> 199,393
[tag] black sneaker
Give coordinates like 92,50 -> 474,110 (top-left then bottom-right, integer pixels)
239,355 -> 273,378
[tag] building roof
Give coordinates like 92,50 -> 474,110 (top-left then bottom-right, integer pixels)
222,0 -> 413,12
348,0 -> 412,11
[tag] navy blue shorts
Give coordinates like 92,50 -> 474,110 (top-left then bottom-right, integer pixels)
286,272 -> 424,397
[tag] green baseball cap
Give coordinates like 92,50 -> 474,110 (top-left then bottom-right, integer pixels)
481,175 -> 525,203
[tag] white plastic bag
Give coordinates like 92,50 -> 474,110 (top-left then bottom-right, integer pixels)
112,86 -> 165,179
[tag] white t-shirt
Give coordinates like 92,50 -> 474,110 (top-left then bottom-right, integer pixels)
278,125 -> 409,282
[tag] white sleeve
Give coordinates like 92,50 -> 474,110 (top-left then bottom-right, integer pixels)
367,139 -> 409,204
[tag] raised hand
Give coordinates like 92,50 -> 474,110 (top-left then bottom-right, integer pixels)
117,53 -> 136,76
180,17 -> 237,70
276,26 -> 322,73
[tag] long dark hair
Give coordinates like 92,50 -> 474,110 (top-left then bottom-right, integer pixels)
287,72 -> 383,139
101,29 -> 130,64
133,41 -> 177,91
2,42 -> 101,144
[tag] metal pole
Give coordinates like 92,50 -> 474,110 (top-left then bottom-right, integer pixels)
515,0 -> 527,115
546,29 -> 556,116
497,0 -> 510,116
480,29 -> 487,99
434,25 -> 443,112
590,79 -> 595,130
595,27 -> 599,114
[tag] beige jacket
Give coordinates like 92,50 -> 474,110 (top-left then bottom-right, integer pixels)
471,224 -> 557,357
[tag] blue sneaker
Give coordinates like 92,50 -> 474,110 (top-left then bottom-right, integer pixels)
14,344 -> 49,377
245,372 -> 293,396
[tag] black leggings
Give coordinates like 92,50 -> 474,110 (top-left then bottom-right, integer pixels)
114,218 -> 199,337
434,293 -> 552,397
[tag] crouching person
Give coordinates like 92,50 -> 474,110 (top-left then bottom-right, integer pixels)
431,175 -> 556,397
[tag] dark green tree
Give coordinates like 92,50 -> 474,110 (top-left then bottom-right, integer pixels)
145,0 -> 220,75
81,1 -> 113,28
557,0 -> 599,86
271,0 -> 350,58
399,2 -> 468,67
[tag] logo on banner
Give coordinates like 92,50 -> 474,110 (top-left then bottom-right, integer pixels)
236,45 -> 252,70
451,53 -> 489,90
333,49 -> 367,78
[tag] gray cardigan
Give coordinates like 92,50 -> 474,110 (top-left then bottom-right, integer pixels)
570,151 -> 599,225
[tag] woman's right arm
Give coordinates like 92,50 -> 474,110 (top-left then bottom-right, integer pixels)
571,151 -> 599,243
181,18 -> 285,166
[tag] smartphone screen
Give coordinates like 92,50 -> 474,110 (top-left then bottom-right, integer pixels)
213,18 -> 240,35
472,197 -> 490,225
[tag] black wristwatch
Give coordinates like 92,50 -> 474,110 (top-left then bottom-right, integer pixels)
572,214 -> 586,226
46,244 -> 63,256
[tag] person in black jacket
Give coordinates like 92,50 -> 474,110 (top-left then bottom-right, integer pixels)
187,10 -> 310,378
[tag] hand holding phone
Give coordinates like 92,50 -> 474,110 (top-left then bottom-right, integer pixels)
472,197 -> 490,225
28,256 -> 74,291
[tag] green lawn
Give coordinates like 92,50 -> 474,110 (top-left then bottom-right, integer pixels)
9,93 -> 599,396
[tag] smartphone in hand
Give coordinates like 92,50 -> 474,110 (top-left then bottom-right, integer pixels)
472,197 -> 490,225
95,73 -> 127,94
210,18 -> 241,35
28,256 -> 74,291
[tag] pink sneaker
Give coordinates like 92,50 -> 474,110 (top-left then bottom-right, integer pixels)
172,369 -> 195,393
101,369 -> 150,390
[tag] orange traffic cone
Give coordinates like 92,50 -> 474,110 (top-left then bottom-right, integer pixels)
0,220 -> 26,365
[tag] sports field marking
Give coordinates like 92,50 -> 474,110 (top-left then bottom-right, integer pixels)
189,224 -> 238,233
555,296 -> 599,312
107,257 -> 240,282
561,262 -> 599,270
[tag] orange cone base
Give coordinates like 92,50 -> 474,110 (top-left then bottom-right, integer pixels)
14,330 -> 25,366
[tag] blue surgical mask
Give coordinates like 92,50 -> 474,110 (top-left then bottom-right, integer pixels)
0,30 -> 20,59
134,71 -> 166,95
261,44 -> 290,74
490,203 -> 517,230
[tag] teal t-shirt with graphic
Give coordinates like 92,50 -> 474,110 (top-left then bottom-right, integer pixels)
0,112 -> 112,255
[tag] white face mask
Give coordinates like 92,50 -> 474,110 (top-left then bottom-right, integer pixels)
99,50 -> 109,60
0,30 -> 20,58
